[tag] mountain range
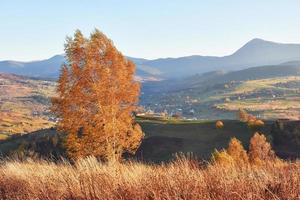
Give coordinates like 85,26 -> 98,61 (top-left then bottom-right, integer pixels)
1,38 -> 300,79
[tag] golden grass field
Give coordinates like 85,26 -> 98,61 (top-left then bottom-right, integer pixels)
0,157 -> 299,200
214,76 -> 300,119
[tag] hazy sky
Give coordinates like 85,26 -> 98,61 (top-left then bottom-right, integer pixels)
1,0 -> 300,61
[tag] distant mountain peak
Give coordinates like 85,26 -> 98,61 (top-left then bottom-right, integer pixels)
241,38 -> 274,48
232,38 -> 278,57
248,38 -> 268,43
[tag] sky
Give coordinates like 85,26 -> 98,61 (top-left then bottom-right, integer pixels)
1,0 -> 300,61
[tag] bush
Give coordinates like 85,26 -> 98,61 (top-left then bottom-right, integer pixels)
249,132 -> 276,164
212,149 -> 234,166
227,137 -> 249,164
212,133 -> 277,167
248,119 -> 264,128
215,120 -> 224,129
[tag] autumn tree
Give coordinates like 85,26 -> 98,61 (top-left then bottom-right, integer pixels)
52,29 -> 144,161
248,132 -> 275,164
227,137 -> 249,164
212,137 -> 248,166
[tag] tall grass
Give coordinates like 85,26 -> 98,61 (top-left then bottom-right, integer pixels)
0,157 -> 299,200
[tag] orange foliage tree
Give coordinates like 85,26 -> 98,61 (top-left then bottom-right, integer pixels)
213,137 -> 248,166
227,137 -> 249,164
212,134 -> 277,166
248,132 -> 275,164
52,29 -> 144,161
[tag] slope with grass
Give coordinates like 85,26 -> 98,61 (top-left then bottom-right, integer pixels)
2,117 -> 293,162
0,73 -> 56,139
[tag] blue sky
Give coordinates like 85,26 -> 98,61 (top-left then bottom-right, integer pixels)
1,0 -> 300,61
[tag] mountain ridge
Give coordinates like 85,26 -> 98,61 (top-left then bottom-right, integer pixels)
1,38 -> 300,79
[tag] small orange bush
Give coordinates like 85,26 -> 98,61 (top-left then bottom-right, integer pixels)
215,120 -> 224,129
212,149 -> 234,166
227,137 -> 249,164
248,132 -> 275,164
254,119 -> 264,127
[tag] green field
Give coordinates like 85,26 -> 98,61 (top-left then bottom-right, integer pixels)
0,118 -> 276,162
142,76 -> 300,120
137,119 -> 272,162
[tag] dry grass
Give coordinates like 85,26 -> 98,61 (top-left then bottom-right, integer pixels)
0,157 -> 299,200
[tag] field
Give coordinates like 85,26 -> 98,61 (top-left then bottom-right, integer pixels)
215,77 -> 300,119
142,76 -> 300,120
137,119 -> 272,162
0,73 -> 56,139
0,157 -> 299,200
2,117 -> 299,163
1,73 -> 300,140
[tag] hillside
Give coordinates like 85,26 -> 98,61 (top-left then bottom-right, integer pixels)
0,119 -> 280,161
1,61 -> 300,139
1,39 -> 300,79
1,118 -> 299,162
141,63 -> 300,120
0,73 -> 56,139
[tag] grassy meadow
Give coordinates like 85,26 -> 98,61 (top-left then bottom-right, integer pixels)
0,157 -> 299,200
0,119 -> 273,162
137,119 -> 272,162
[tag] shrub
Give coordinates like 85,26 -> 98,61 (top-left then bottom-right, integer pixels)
211,149 -> 234,166
248,119 -> 264,128
215,120 -> 224,129
227,137 -> 249,164
248,132 -> 276,165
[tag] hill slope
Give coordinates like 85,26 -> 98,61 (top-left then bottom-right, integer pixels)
141,63 -> 300,120
0,73 -> 56,139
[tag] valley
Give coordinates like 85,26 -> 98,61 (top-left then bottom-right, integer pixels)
2,65 -> 300,138
0,73 -> 56,139
141,64 -> 300,120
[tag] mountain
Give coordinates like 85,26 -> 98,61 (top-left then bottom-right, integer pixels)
0,55 -> 65,78
1,38 -> 300,79
138,38 -> 300,78
0,55 -> 160,80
